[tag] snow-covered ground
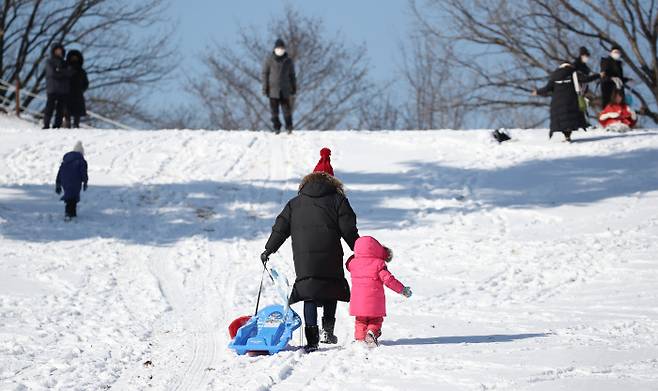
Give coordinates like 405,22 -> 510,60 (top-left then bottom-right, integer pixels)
1,123 -> 657,390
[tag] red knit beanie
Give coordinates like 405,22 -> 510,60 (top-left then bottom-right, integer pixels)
313,147 -> 334,176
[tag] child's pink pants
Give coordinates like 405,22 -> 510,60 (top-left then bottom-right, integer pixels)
354,316 -> 384,340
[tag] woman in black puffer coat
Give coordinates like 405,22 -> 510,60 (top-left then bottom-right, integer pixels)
65,50 -> 89,128
534,63 -> 598,142
261,150 -> 359,352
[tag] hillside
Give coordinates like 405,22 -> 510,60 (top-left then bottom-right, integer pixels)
1,127 -> 657,390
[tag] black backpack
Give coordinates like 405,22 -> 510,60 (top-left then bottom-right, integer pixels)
492,129 -> 511,143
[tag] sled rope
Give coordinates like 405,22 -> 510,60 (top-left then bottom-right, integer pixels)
254,265 -> 277,316
254,267 -> 266,316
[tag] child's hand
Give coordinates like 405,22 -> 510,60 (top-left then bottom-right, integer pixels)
402,287 -> 412,298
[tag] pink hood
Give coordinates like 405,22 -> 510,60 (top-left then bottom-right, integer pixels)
347,236 -> 405,317
354,236 -> 389,259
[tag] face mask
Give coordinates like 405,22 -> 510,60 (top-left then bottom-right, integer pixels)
581,56 -> 590,64
611,51 -> 621,60
274,47 -> 286,57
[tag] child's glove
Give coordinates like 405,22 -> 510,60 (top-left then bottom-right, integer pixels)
55,186 -> 62,195
402,287 -> 412,298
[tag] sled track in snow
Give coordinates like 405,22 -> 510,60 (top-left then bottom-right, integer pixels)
134,134 -> 287,390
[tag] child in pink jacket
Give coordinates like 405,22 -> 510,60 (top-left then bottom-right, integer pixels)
346,236 -> 412,346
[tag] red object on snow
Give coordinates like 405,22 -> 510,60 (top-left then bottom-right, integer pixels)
228,316 -> 252,339
313,148 -> 334,176
599,103 -> 637,128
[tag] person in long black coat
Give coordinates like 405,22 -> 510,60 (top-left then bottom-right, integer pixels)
262,39 -> 297,133
571,46 -> 605,115
600,46 -> 629,108
56,141 -> 88,220
262,169 -> 359,352
533,63 -> 598,142
65,50 -> 89,128
572,47 -> 602,84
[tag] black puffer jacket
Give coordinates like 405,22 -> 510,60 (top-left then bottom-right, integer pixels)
265,172 -> 359,304
45,44 -> 72,95
537,63 -> 591,134
571,58 -> 600,83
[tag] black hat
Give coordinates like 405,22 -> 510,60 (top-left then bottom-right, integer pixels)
274,39 -> 285,48
67,49 -> 84,66
611,44 -> 622,52
579,46 -> 590,56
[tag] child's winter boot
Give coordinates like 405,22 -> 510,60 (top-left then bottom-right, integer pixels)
320,317 -> 338,344
304,326 -> 319,353
365,330 -> 379,347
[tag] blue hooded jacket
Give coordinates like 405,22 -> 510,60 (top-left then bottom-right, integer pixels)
56,151 -> 88,202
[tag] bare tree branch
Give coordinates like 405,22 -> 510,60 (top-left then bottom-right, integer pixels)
0,0 -> 176,127
188,5 -> 374,130
412,0 -> 658,125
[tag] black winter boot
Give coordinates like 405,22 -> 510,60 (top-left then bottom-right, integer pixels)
320,317 -> 338,344
284,116 -> 293,134
304,326 -> 319,353
272,117 -> 282,134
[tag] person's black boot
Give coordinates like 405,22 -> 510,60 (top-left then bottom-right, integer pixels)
304,326 -> 319,353
272,117 -> 282,134
284,116 -> 293,134
320,317 -> 338,344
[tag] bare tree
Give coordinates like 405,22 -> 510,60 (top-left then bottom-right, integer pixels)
0,0 -> 175,127
190,6 -> 373,130
399,33 -> 470,129
355,89 -> 402,130
412,0 -> 658,125
355,29 -> 471,130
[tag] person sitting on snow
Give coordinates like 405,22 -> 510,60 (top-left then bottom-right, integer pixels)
598,89 -> 637,132
261,148 -> 359,353
56,141 -> 88,221
346,236 -> 412,347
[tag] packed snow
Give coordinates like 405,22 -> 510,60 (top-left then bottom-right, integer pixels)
1,122 -> 657,390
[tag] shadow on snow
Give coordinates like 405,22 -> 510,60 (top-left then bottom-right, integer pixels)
1,144 -> 657,244
381,333 -> 549,346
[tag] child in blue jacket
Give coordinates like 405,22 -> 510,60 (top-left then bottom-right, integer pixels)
56,141 -> 88,220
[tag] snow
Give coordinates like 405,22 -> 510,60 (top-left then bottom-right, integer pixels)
1,124 -> 657,390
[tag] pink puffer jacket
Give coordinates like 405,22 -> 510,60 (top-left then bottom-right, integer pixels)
346,236 -> 405,317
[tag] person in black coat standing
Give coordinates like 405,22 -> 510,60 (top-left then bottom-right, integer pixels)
56,141 -> 88,220
65,50 -> 89,128
572,47 -> 602,84
532,63 -> 599,142
571,46 -> 605,116
262,39 -> 297,134
600,46 -> 629,107
43,43 -> 73,129
261,149 -> 359,352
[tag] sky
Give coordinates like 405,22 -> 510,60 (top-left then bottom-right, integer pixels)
153,0 -> 414,108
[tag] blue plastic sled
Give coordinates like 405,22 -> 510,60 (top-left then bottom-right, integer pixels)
228,304 -> 301,355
